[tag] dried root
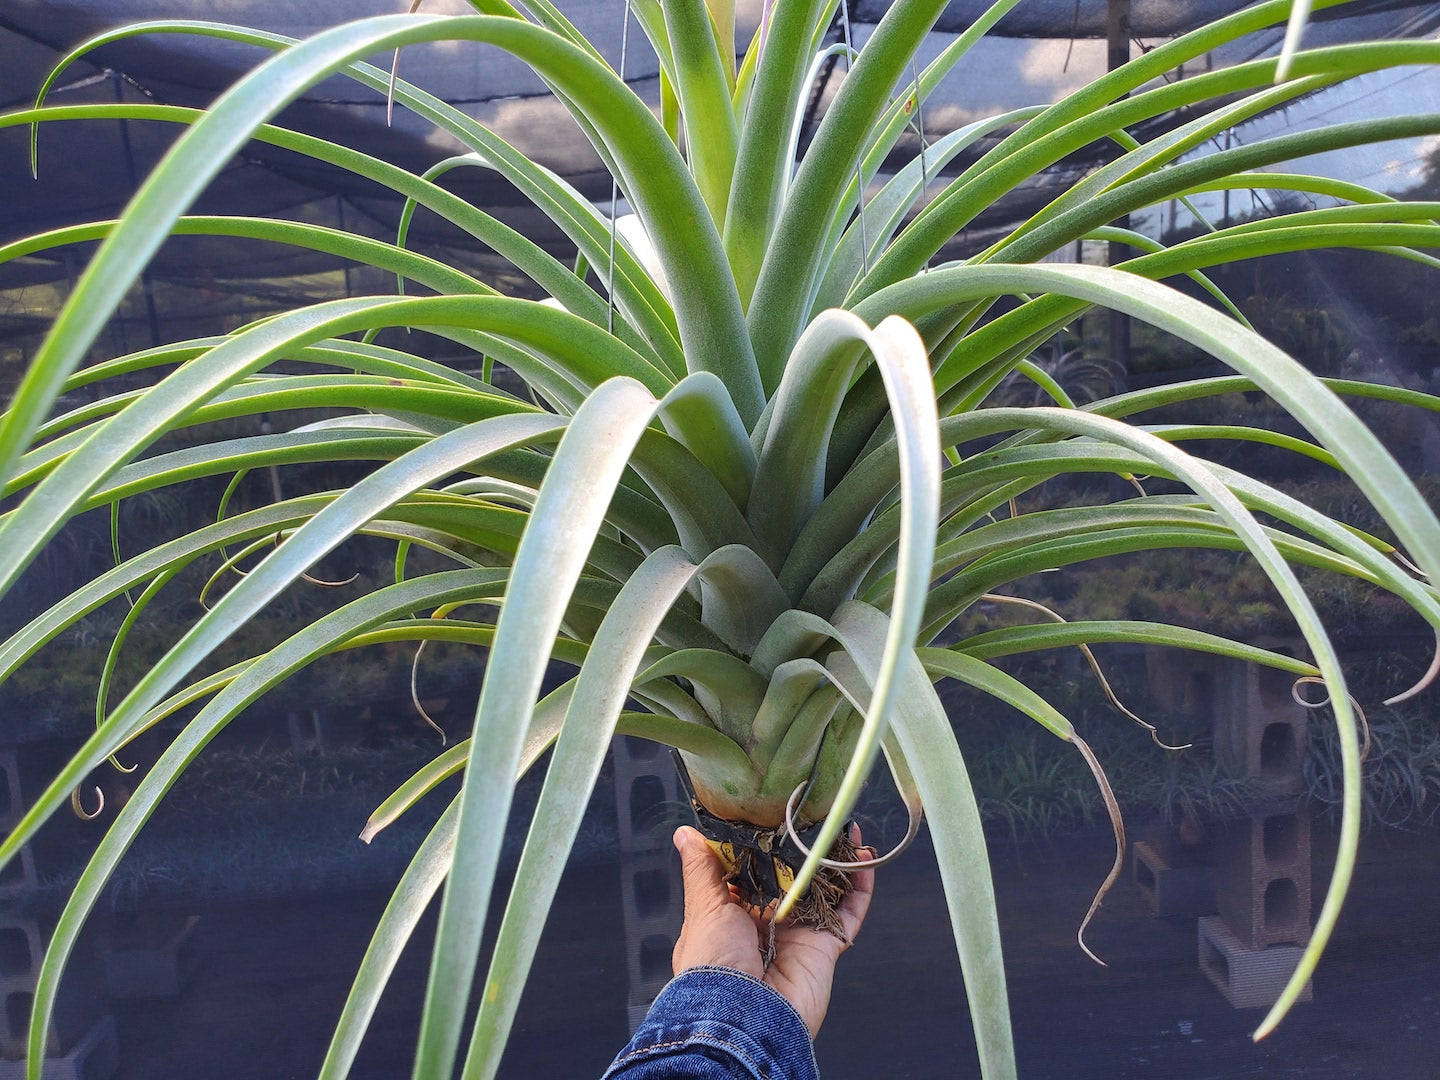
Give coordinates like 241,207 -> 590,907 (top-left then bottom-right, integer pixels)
693,803 -> 862,944
780,828 -> 863,941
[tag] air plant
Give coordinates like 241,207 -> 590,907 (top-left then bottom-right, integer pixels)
1,1 -> 1438,1078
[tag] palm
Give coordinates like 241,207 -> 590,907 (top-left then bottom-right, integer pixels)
672,825 -> 873,1038
764,924 -> 850,1037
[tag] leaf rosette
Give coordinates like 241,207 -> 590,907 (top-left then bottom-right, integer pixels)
1,2 -> 1438,1078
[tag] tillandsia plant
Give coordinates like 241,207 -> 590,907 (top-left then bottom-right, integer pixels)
1,0 -> 1439,1077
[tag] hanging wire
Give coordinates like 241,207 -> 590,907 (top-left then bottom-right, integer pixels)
1062,0 -> 1081,72
839,0 -> 871,276
608,0 -> 633,335
909,54 -> 930,272
910,56 -> 930,192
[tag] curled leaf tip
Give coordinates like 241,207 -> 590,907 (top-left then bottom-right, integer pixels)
384,1 -> 424,127
1070,732 -> 1124,968
301,569 -> 361,588
1390,548 -> 1427,580
980,592 -> 1171,745
70,784 -> 105,821
411,642 -> 447,744
782,781 -> 920,871
1078,933 -> 1109,968
1151,729 -> 1193,753
1292,676 -> 1371,761
1382,628 -> 1439,706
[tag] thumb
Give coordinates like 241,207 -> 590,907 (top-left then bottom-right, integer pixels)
673,825 -> 732,918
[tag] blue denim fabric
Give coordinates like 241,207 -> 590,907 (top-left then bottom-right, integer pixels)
602,966 -> 819,1080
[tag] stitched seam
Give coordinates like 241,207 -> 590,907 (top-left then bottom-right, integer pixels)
683,967 -> 814,1044
607,1034 -> 773,1079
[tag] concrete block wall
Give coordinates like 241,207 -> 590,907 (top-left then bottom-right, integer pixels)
617,850 -> 684,1030
612,738 -> 685,1030
1214,805 -> 1312,949
1196,654 -> 1316,1009
1213,654 -> 1308,795
0,754 -> 37,903
0,916 -> 105,1062
0,750 -> 117,1078
611,736 -> 684,855
1197,916 -> 1313,1010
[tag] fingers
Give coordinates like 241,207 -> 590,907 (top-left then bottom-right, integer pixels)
673,825 -> 732,921
672,825 -> 767,979
837,823 -> 875,947
759,825 -> 876,1040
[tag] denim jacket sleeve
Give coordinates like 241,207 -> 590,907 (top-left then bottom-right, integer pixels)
601,966 -> 820,1080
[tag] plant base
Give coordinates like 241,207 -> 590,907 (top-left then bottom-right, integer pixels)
691,801 -> 860,940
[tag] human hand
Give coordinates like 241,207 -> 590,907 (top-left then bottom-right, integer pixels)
670,823 -> 875,1039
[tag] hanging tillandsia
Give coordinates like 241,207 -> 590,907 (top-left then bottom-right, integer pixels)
1,2 -> 1439,1079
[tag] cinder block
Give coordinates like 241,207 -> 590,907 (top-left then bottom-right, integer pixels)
1213,657 -> 1307,793
618,847 -> 683,1031
1214,809 -> 1311,949
1132,840 -> 1216,918
0,968 -> 104,1062
0,842 -> 38,902
613,740 -> 687,1028
98,914 -> 200,999
0,754 -> 21,831
0,1015 -> 117,1080
1198,916 -> 1313,1010
624,930 -> 677,1030
1145,647 -> 1218,719
619,853 -> 683,931
612,738 -> 683,854
0,923 -> 41,982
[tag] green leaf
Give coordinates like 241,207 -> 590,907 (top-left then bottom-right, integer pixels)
662,0 -> 739,228
775,314 -> 941,914
863,264 -> 1440,583
21,568 -> 512,1080
415,375 -> 722,1078
748,310 -> 892,568
828,603 -> 1015,1080
654,371 -> 757,509
747,0 -> 953,387
722,0 -> 834,307
694,544 -> 791,656
813,106 -> 1048,315
463,546 -> 704,1078
950,621 -> 1321,676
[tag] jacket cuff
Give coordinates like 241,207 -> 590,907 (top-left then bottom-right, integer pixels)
603,966 -> 819,1080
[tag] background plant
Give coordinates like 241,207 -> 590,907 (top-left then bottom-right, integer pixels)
0,2 -> 1438,1079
